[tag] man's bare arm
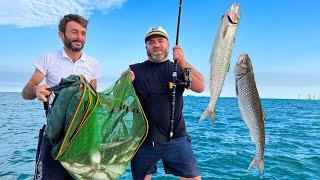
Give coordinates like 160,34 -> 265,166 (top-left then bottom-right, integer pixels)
22,69 -> 49,101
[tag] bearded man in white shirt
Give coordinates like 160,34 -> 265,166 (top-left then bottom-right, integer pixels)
22,14 -> 101,179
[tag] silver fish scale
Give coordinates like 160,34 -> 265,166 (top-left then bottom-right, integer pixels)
237,73 -> 265,156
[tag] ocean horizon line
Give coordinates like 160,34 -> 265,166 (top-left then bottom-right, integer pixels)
1,91 -> 318,101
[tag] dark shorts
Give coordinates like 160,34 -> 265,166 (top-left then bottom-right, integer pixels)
131,136 -> 200,179
34,128 -> 73,180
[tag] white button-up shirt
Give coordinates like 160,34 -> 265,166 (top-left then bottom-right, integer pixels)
34,49 -> 102,88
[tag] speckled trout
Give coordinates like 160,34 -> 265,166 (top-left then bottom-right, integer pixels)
234,53 -> 265,174
200,3 -> 240,123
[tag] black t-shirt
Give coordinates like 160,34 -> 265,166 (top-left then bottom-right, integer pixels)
130,60 -> 186,143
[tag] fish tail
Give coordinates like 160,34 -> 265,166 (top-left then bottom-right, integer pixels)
199,106 -> 216,124
248,155 -> 264,175
209,111 -> 216,124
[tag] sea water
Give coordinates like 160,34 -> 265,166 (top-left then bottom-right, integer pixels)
0,92 -> 319,179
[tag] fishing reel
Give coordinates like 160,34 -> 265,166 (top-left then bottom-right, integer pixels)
169,68 -> 192,89
184,68 -> 192,89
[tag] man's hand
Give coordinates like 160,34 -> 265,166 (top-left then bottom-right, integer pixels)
121,69 -> 135,81
172,45 -> 205,93
173,45 -> 186,65
35,85 -> 51,102
129,70 -> 135,81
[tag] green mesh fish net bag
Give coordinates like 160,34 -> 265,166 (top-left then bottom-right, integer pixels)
45,72 -> 148,179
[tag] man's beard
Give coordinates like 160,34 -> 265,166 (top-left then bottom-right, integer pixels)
63,35 -> 85,52
147,48 -> 168,62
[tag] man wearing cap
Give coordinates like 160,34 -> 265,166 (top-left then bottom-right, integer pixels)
129,27 -> 204,180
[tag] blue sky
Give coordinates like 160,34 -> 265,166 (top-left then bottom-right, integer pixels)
0,0 -> 319,99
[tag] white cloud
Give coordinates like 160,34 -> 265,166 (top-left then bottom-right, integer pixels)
0,0 -> 126,27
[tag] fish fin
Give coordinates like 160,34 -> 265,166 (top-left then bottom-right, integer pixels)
222,27 -> 228,39
235,81 -> 238,95
227,62 -> 230,72
221,20 -> 228,39
248,155 -> 264,175
199,109 -> 209,122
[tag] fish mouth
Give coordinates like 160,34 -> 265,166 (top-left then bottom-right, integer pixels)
236,62 -> 247,70
235,54 -> 252,76
237,61 -> 249,69
237,54 -> 250,68
227,3 -> 240,24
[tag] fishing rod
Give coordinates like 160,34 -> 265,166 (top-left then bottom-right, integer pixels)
169,0 -> 192,138
175,0 -> 182,46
